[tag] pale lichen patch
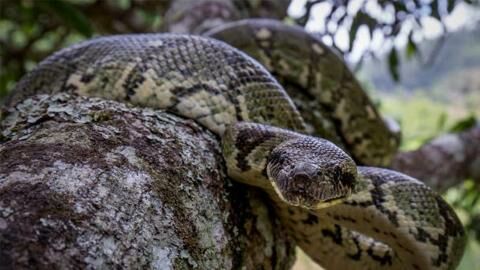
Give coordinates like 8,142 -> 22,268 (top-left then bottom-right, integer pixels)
152,246 -> 176,269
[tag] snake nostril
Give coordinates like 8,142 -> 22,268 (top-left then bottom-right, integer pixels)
292,173 -> 311,190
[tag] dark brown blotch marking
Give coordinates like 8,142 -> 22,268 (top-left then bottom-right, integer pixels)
321,224 -> 343,245
234,128 -> 274,171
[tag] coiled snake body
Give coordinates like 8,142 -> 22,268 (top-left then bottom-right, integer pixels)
8,20 -> 465,270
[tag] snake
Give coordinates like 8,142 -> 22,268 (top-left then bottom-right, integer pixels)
6,19 -> 465,270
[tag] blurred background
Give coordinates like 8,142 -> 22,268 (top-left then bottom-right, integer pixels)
0,0 -> 478,269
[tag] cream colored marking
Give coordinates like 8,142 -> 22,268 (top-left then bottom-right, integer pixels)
226,157 -> 271,190
111,60 -> 138,99
370,243 -> 390,257
277,59 -> 290,73
85,67 -> 95,76
246,150 -> 268,175
270,180 -> 291,205
199,116 -> 226,135
359,235 -> 373,250
277,58 -> 309,87
381,194 -> 397,210
132,70 -> 192,108
178,90 -> 211,115
348,180 -> 374,203
213,112 -> 228,124
256,27 -> 272,40
298,66 -> 310,87
365,105 -> 376,119
236,95 -> 251,121
260,41 -> 270,48
313,198 -> 345,210
66,74 -> 85,93
312,43 -> 325,55
176,89 -> 236,134
319,86 -> 333,102
132,68 -> 171,107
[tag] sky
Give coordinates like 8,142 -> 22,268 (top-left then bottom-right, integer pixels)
288,0 -> 480,62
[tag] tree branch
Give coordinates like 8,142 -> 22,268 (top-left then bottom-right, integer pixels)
392,125 -> 480,192
0,94 -> 296,269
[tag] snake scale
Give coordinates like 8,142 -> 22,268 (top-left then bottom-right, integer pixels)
7,19 -> 465,270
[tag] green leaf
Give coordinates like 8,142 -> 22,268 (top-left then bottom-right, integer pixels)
39,0 -> 93,37
388,48 -> 400,81
449,114 -> 478,132
430,0 -> 441,19
349,14 -> 361,51
391,1 -> 408,13
447,0 -> 456,13
349,11 -> 377,51
406,35 -> 418,60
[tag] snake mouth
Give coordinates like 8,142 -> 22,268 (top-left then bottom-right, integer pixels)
311,195 -> 346,209
305,183 -> 352,209
278,188 -> 350,210
285,195 -> 347,210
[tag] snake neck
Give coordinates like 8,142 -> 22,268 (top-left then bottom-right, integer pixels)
206,19 -> 400,167
222,122 -> 298,188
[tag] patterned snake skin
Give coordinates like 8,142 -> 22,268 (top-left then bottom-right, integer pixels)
7,20 -> 465,270
206,19 -> 400,167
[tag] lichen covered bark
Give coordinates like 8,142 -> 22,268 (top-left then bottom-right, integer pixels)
0,94 -> 295,269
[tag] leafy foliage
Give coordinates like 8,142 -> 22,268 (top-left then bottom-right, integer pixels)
39,0 -> 93,37
450,114 -> 478,132
0,0 -> 169,99
290,0 -> 477,80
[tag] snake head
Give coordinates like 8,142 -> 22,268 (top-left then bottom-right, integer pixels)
267,138 -> 357,209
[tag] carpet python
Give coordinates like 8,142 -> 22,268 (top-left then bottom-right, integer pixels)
7,20 -> 465,270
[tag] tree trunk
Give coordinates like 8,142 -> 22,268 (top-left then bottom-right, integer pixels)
0,94 -> 295,269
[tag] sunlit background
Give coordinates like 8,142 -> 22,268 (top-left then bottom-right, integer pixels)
289,0 -> 479,62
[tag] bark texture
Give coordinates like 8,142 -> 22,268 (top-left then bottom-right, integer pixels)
392,126 -> 480,192
0,94 -> 295,269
